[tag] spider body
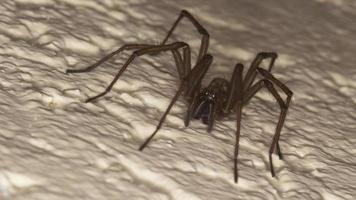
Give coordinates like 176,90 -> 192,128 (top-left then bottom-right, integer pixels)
66,10 -> 293,183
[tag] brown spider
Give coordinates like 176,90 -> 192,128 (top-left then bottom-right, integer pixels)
66,10 -> 293,183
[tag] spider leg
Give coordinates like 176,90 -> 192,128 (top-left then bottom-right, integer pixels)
141,54 -> 213,150
244,68 -> 292,177
172,44 -> 191,80
243,79 -> 284,159
66,44 -> 152,74
183,54 -> 214,127
257,68 -> 292,171
138,81 -> 185,151
224,63 -> 245,112
221,63 -> 244,183
184,53 -> 213,99
161,10 -> 209,64
243,52 -> 278,92
83,42 -> 191,103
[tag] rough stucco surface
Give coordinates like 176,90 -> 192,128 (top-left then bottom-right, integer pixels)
0,0 -> 355,199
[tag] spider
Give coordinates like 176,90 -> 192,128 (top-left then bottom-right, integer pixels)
66,10 -> 293,183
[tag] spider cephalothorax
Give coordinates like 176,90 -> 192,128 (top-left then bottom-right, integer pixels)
187,78 -> 229,131
66,10 -> 293,183
193,89 -> 216,122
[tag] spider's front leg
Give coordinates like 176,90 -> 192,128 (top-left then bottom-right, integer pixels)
222,63 -> 244,183
140,53 -> 213,151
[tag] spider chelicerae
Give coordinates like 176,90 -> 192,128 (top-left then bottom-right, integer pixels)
66,10 -> 293,183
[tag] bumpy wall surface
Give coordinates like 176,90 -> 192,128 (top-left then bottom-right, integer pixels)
0,0 -> 355,199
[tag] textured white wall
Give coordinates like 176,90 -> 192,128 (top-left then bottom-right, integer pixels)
0,0 -> 355,199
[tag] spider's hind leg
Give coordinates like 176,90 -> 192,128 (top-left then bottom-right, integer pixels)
162,10 -> 210,64
66,44 -> 152,74
69,42 -> 191,103
243,68 -> 292,177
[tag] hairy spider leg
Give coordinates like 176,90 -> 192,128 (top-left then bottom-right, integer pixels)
171,43 -> 192,80
161,10 -> 209,65
243,52 -> 278,92
222,63 -> 244,183
242,67 -> 292,177
66,44 -> 153,74
140,54 -> 213,151
138,81 -> 185,151
183,54 -> 214,127
67,42 -> 191,103
257,68 -> 292,177
224,63 -> 245,112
